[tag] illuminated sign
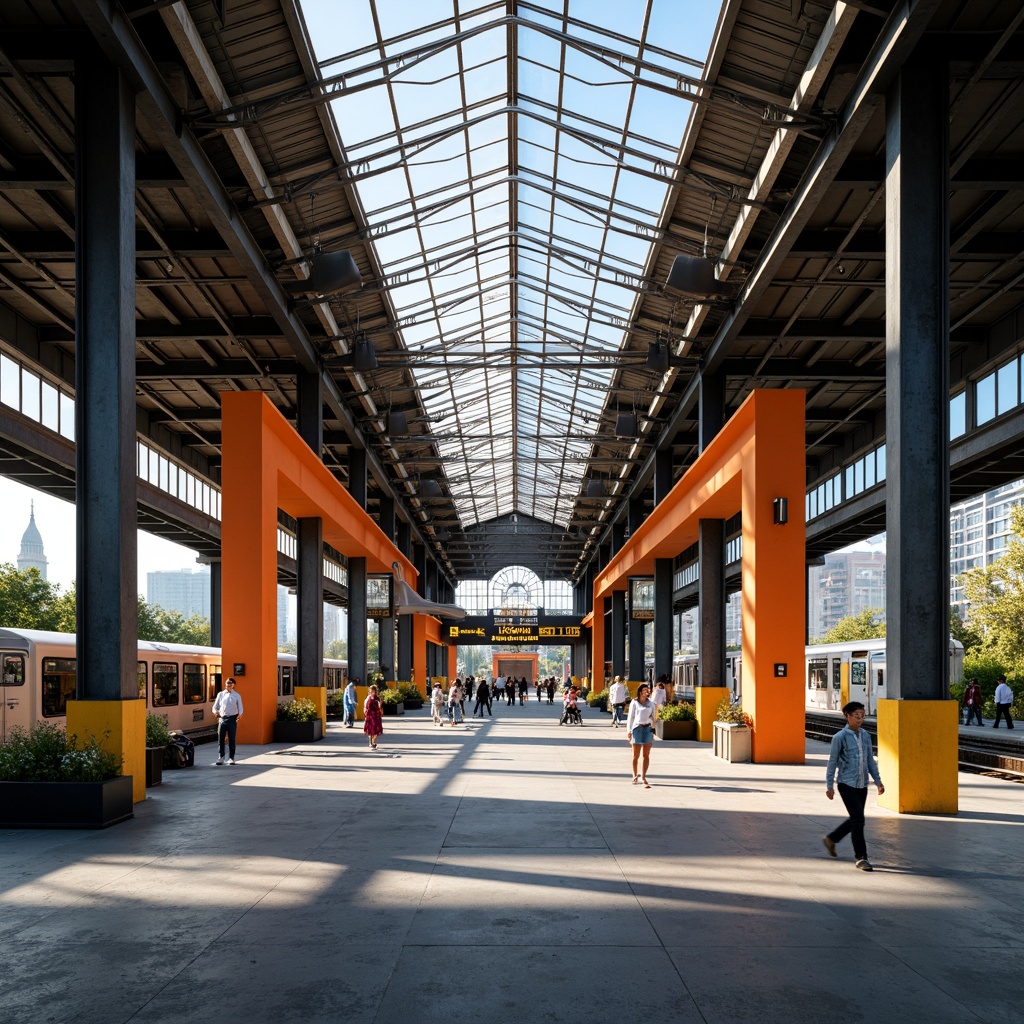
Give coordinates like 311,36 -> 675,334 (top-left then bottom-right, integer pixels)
445,615 -> 583,645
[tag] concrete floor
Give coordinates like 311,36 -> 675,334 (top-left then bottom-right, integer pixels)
2,702 -> 1022,1024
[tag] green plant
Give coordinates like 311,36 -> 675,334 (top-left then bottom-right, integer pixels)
587,687 -> 609,707
379,687 -> 403,706
326,690 -> 346,714
146,713 -> 172,748
715,697 -> 750,725
396,681 -> 424,703
0,721 -> 121,782
277,697 -> 318,723
658,701 -> 696,721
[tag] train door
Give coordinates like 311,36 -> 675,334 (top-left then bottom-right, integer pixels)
1,649 -> 28,741
830,658 -> 842,710
848,654 -> 868,711
867,652 -> 885,715
807,657 -> 828,710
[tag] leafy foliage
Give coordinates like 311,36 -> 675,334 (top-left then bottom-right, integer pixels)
276,697 -> 319,722
145,713 -> 173,748
0,564 -> 75,632
137,597 -> 211,645
658,701 -> 696,721
715,697 -> 750,725
587,687 -> 608,707
0,721 -> 121,782
379,687 -> 403,706
813,608 -> 885,644
949,605 -> 983,653
958,505 -> 1024,672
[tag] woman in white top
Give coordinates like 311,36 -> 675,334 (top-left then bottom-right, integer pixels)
625,682 -> 657,788
447,682 -> 464,725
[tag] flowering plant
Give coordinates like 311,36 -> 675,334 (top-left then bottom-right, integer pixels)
0,722 -> 121,782
277,697 -> 319,722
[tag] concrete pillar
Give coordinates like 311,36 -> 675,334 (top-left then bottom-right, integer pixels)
377,498 -> 395,680
297,517 -> 324,689
67,49 -> 145,803
654,448 -> 673,504
611,590 -> 626,678
880,45 -> 957,812
654,558 -> 673,683
209,561 -> 222,647
348,557 -> 367,687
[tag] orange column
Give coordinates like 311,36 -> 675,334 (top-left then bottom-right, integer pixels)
589,604 -> 604,693
221,399 -> 279,744
447,644 -> 458,682
741,390 -> 806,763
413,615 -> 429,690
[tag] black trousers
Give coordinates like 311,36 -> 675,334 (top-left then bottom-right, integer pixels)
473,699 -> 491,716
218,714 -> 239,758
993,703 -> 1014,728
828,783 -> 868,860
965,703 -> 984,725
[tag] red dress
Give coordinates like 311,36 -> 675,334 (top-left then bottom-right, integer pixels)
363,695 -> 383,737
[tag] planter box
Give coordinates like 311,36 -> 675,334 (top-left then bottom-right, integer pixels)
145,747 -> 164,787
402,698 -> 423,710
656,720 -> 697,741
713,721 -> 751,763
272,718 -> 324,743
0,776 -> 134,829
382,701 -> 405,716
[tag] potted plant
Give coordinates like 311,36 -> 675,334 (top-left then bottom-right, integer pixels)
656,701 -> 697,740
273,697 -> 323,743
145,713 -> 172,787
713,697 -> 752,762
380,687 -> 405,716
396,681 -> 424,710
587,687 -> 609,713
326,690 -> 346,719
0,721 -> 133,829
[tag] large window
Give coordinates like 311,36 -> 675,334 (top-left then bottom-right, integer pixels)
42,657 -> 76,717
152,663 -> 179,707
2,654 -> 25,687
183,663 -> 206,704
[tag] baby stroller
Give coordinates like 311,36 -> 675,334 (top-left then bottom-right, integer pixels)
559,699 -> 583,726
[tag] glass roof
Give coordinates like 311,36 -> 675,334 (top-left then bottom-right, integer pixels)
301,0 -> 720,529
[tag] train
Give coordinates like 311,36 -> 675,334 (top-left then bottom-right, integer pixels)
671,637 -> 965,716
0,627 -> 347,742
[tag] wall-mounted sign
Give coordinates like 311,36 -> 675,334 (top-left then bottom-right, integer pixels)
444,615 -> 583,645
366,576 -> 392,619
630,578 -> 655,620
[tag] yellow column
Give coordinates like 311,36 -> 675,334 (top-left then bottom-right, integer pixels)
876,699 -> 959,814
696,687 -> 730,742
67,698 -> 147,804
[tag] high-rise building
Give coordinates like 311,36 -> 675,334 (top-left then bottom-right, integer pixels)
950,478 -> 1024,615
807,550 -> 886,639
147,568 -> 210,619
17,502 -> 48,579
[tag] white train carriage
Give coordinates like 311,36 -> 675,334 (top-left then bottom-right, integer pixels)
0,628 -> 346,742
672,651 -> 741,702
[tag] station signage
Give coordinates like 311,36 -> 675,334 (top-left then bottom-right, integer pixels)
445,614 -> 584,645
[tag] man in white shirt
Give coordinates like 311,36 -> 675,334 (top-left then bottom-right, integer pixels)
993,675 -> 1014,729
212,677 -> 244,764
608,676 -> 628,728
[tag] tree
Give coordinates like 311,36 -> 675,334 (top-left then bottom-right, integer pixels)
814,608 -> 885,644
0,564 -> 75,631
949,605 -> 982,653
959,504 -> 1024,672
136,596 -> 211,645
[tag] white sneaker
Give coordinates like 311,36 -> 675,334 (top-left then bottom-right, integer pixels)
228,758 -> 236,765
214,758 -> 224,766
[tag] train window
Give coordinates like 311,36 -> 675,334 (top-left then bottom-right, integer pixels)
183,663 -> 206,704
279,665 -> 293,697
42,657 -> 76,717
209,667 -> 222,702
808,658 -> 827,690
152,662 -> 179,707
850,660 -> 866,688
832,659 -> 841,689
2,654 -> 26,686
138,662 -> 148,702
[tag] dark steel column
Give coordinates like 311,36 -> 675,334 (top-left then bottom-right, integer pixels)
699,519 -> 726,689
297,517 -> 324,688
74,51 -> 137,700
296,369 -> 325,689
349,446 -> 367,509
611,521 -> 626,553
347,557 -> 367,686
377,497 -> 395,681
885,48 -> 950,699
698,369 -> 726,693
209,561 -> 222,647
654,449 -> 674,505
628,607 -> 646,680
396,521 -> 412,680
654,559 -> 673,682
611,590 -> 626,678
628,496 -> 645,537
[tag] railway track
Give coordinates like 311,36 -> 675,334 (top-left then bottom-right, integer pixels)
805,711 -> 1024,782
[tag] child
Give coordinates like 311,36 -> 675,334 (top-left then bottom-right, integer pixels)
431,682 -> 445,726
823,701 -> 885,870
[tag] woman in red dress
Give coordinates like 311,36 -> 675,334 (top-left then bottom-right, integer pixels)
363,684 -> 384,751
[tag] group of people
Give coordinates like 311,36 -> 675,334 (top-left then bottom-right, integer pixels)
963,675 -> 1015,728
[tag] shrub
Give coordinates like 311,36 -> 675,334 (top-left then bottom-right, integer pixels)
146,713 -> 173,748
396,681 -> 424,703
277,697 -> 318,723
0,722 -> 121,782
379,687 -> 403,706
587,687 -> 609,707
658,701 -> 696,722
715,697 -> 750,725
962,653 -> 1007,700
326,690 -> 346,715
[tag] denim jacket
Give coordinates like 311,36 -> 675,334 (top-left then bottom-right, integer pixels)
826,725 -> 882,790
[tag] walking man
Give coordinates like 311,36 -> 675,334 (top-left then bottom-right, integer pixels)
608,675 -> 628,728
823,701 -> 884,871
993,675 -> 1014,729
473,678 -> 492,717
213,677 -> 244,765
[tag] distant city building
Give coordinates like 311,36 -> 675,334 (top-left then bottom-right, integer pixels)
278,586 -> 290,645
147,567 -> 210,619
807,550 -> 886,639
950,478 -> 1024,615
324,603 -> 342,644
17,502 -> 48,579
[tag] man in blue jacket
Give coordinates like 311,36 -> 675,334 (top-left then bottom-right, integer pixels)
823,701 -> 885,871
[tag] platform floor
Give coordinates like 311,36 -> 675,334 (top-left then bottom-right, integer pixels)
2,702 -> 1022,1024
